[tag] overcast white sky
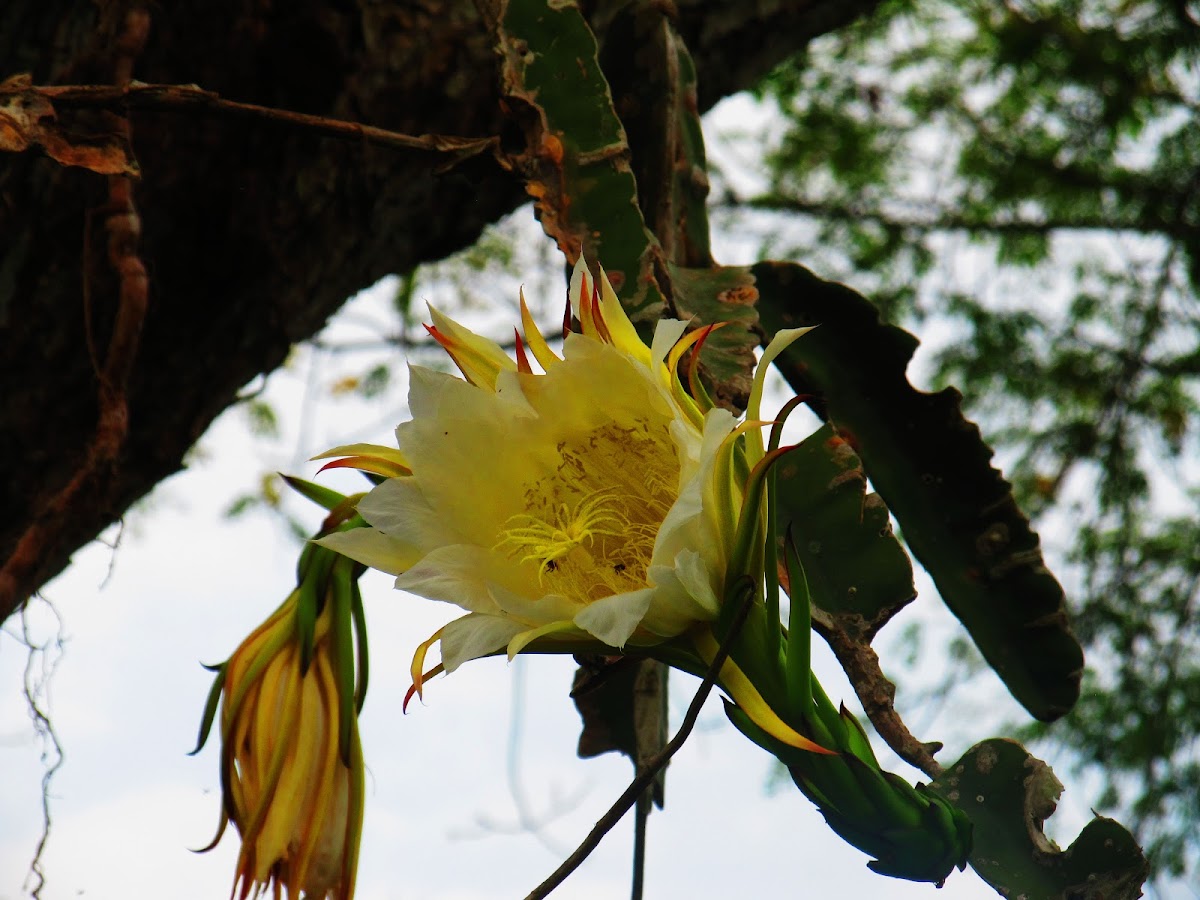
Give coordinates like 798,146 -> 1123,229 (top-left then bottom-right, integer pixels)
0,418 -> 1008,900
0,94 -> 1180,900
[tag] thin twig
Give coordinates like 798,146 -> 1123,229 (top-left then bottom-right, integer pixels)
19,596 -> 67,900
630,791 -> 650,900
523,585 -> 756,900
27,81 -> 499,159
809,607 -> 944,779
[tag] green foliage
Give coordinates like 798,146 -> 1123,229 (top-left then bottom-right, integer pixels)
221,0 -> 1180,892
929,739 -> 1148,899
243,399 -> 280,438
776,422 -> 914,629
755,261 -> 1083,722
483,0 -> 667,326
736,0 -> 1200,879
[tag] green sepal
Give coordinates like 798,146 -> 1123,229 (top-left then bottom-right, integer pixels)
342,723 -> 367,895
295,539 -> 316,583
189,662 -> 227,756
838,704 -> 882,768
721,444 -> 791,627
762,397 -> 802,658
723,696 -> 971,886
782,530 -> 814,720
192,807 -> 229,854
350,578 -> 369,714
281,474 -> 348,513
329,555 -> 358,766
297,546 -> 336,674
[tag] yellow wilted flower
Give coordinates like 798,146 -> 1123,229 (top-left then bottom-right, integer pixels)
194,548 -> 366,900
317,256 -> 821,752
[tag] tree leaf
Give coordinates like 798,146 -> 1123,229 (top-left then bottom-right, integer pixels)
753,260 -> 1083,722
669,264 -> 760,410
929,739 -> 1148,900
600,1 -> 712,268
776,422 -> 915,634
480,0 -> 666,328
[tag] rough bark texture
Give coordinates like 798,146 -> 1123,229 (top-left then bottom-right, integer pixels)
0,0 -> 880,625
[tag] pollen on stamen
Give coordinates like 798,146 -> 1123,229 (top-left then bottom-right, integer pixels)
496,490 -> 632,582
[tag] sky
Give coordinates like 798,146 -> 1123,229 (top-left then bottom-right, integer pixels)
0,93 -> 1180,900
0,417 -> 1011,900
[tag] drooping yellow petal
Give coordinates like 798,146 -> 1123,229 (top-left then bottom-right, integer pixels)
519,287 -> 562,371
201,561 -> 365,900
426,303 -> 516,391
695,629 -> 835,756
409,626 -> 445,701
595,260 -> 652,365
506,619 -> 579,658
313,442 -> 412,478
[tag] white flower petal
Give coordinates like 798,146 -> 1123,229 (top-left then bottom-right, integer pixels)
313,529 -> 418,576
394,545 -> 504,615
650,319 -> 689,365
405,363 -> 461,422
671,548 -> 721,616
357,477 -> 459,552
439,613 -> 526,672
489,582 -> 580,627
747,325 -> 815,436
655,409 -> 733,564
568,254 -> 588,321
573,589 -> 654,648
642,564 -> 718,635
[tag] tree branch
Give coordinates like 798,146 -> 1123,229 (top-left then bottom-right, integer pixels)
5,80 -> 499,160
728,194 -> 1194,241
524,586 -> 756,900
810,607 -> 944,779
0,5 -> 153,626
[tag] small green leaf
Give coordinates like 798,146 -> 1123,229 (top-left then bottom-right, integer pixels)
281,474 -> 348,513
350,579 -> 369,714
188,663 -> 227,756
329,556 -> 358,766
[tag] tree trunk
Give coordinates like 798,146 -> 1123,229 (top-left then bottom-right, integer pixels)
0,0 -> 879,625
